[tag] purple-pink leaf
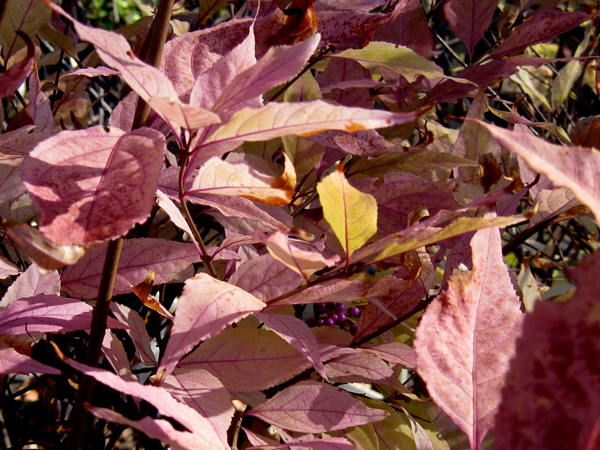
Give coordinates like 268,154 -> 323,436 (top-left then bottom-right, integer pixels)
157,274 -> 266,380
373,0 -> 434,60
244,427 -> 357,450
47,3 -> 220,131
324,353 -> 400,388
359,341 -> 417,368
255,312 -> 327,378
0,340 -> 60,375
260,231 -> 340,281
87,406 -> 212,450
64,66 -> 120,78
493,249 -> 600,450
1,264 -> 59,308
212,33 -> 320,114
479,121 -> 600,223
246,380 -> 388,432
178,327 -> 310,392
491,9 -> 589,59
21,126 -> 166,246
229,254 -> 302,301
443,0 -> 498,58
415,224 -> 524,450
0,294 -> 126,336
102,331 -> 137,382
111,303 -> 157,366
163,369 -> 234,448
0,32 -> 35,99
202,100 -> 422,146
0,257 -> 20,280
186,153 -> 296,206
55,348 -> 228,450
61,238 -> 209,298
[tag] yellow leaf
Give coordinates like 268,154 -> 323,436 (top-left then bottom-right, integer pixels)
316,164 -> 377,260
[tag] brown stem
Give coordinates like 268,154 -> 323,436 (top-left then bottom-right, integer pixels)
178,153 -> 217,277
66,238 -> 123,450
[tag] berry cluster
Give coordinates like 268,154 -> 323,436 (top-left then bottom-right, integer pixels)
306,302 -> 361,333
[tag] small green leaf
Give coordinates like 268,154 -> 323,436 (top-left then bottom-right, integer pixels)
317,164 -> 377,260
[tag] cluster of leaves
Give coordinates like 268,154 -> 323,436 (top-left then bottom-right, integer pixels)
1,0 -> 600,449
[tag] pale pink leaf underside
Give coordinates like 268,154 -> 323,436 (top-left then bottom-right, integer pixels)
262,231 -> 340,281
480,121 -> 600,223
163,369 -> 234,448
414,225 -> 523,450
203,100 -> 422,146
0,257 -> 20,280
255,312 -> 327,379
21,126 -> 166,246
0,341 -> 61,375
228,254 -> 303,302
0,294 -> 125,336
244,426 -> 357,450
1,264 -> 59,308
47,2 -> 220,130
359,341 -> 417,368
0,32 -> 35,99
247,380 -> 388,432
61,238 -> 215,298
158,274 -> 266,380
57,352 -> 227,450
178,327 -> 310,392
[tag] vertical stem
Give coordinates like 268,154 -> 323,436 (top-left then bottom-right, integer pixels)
67,0 -> 175,448
66,238 -> 123,450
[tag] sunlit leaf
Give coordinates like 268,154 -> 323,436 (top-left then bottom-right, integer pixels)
247,380 -> 388,432
317,164 -> 377,260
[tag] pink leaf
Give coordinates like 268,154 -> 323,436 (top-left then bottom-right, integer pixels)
86,407 -> 213,450
414,224 -> 524,450
186,153 -> 296,206
110,303 -> 157,366
493,249 -> 600,450
324,353 -> 399,388
443,0 -> 498,58
246,380 -> 388,432
0,257 -> 20,280
102,331 -> 137,382
0,340 -> 60,375
271,279 -> 367,306
163,369 -> 234,448
55,348 -> 228,450
202,100 -> 421,147
2,264 -> 60,308
47,3 -> 220,131
260,231 -> 340,281
157,274 -> 266,380
21,126 -> 166,246
0,294 -> 126,336
155,189 -> 202,254
212,33 -> 320,114
255,312 -> 327,379
359,342 -> 417,368
64,66 -> 120,78
245,427 -> 357,450
0,32 -> 35,99
187,194 -> 291,233
229,254 -> 303,301
490,9 -> 589,59
479,121 -> 600,224
61,238 -> 209,298
178,327 -> 310,392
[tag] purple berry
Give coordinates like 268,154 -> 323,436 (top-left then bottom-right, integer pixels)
316,318 -> 325,326
348,306 -> 360,317
337,313 -> 347,323
350,323 -> 359,332
306,318 -> 315,327
332,324 -> 340,329
330,313 -> 339,323
316,304 -> 327,314
325,318 -> 335,327
334,303 -> 345,313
